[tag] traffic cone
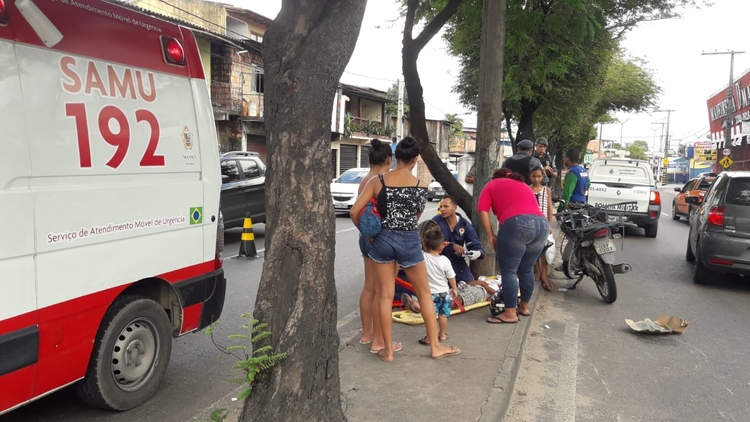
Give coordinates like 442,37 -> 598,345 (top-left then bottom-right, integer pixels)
238,213 -> 258,259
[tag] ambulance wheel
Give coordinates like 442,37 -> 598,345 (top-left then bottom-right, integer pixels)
75,295 -> 173,411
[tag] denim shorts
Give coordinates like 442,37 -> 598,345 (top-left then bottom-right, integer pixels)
432,293 -> 452,317
358,234 -> 373,257
368,228 -> 424,268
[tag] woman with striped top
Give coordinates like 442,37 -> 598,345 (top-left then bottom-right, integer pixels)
530,166 -> 555,291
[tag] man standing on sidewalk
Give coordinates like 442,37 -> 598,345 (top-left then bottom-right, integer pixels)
502,139 -> 543,185
559,149 -> 590,210
533,137 -> 558,188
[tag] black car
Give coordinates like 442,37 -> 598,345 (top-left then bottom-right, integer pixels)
220,151 -> 266,229
685,171 -> 750,283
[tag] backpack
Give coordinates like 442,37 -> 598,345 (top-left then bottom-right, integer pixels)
358,197 -> 382,239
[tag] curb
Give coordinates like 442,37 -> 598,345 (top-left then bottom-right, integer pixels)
477,283 -> 541,422
478,225 -> 563,422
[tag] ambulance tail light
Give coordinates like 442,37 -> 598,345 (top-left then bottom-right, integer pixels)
0,0 -> 8,24
161,36 -> 186,66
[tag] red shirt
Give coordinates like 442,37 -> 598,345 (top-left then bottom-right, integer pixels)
478,178 -> 544,226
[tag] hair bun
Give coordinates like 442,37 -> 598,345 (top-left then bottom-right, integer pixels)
400,137 -> 416,148
370,138 -> 382,147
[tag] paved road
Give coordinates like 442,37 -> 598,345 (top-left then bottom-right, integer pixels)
1,205 -> 440,422
507,186 -> 750,422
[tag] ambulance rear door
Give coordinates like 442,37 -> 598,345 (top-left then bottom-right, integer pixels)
0,19 -> 38,414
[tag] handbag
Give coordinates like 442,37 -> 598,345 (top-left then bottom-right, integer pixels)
358,197 -> 382,239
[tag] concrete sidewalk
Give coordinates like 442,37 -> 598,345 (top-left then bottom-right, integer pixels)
336,287 -> 541,422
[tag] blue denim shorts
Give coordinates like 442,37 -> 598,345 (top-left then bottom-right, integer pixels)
432,293 -> 452,317
368,228 -> 424,268
359,234 -> 373,257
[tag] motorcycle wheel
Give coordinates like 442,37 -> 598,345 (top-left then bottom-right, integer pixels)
560,235 -> 575,280
592,254 -> 617,304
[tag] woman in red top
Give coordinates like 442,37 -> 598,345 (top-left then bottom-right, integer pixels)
478,168 -> 550,323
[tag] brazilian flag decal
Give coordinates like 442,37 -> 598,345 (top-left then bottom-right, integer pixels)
190,207 -> 203,225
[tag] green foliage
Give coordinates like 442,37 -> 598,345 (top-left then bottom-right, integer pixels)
204,313 -> 287,403
386,82 -> 409,117
626,142 -> 648,160
632,140 -> 650,151
445,113 -> 465,138
209,408 -> 228,422
343,113 -> 353,139
443,0 -> 696,153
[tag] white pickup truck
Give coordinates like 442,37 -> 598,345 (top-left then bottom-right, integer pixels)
587,158 -> 662,238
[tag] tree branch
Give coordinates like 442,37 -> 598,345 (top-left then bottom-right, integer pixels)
503,108 -> 515,144
413,0 -> 463,52
404,0 -> 420,42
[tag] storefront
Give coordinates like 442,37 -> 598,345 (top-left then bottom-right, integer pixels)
706,67 -> 750,172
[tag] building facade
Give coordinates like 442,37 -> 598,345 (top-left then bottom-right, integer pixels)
706,67 -> 750,172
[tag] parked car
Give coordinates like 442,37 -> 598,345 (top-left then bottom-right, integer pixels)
220,151 -> 266,229
427,171 -> 459,201
685,171 -> 750,283
587,158 -> 661,238
672,176 -> 716,220
331,168 -> 370,212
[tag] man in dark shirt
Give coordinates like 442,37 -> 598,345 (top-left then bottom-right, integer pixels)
430,196 -> 485,283
501,139 -> 543,184
533,137 -> 558,187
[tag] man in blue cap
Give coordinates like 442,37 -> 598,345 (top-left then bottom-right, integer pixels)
501,139 -> 543,185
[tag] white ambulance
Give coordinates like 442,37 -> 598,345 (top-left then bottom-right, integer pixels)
0,0 -> 225,414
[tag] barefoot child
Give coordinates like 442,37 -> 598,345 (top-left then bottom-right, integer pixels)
419,228 -> 457,344
530,166 -> 555,291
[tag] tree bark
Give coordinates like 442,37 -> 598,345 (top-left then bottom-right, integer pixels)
514,99 -> 540,145
470,0 -> 507,278
243,1 -> 367,421
402,0 -> 472,216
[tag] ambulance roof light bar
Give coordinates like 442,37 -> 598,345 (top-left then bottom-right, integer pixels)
161,36 -> 186,66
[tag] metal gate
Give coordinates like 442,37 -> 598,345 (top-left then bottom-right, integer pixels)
340,144 -> 358,174
360,146 -> 370,168
246,135 -> 267,165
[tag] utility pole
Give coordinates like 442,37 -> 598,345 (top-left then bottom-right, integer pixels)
702,51 -> 745,159
651,121 -> 666,176
396,78 -> 405,141
654,109 -> 675,185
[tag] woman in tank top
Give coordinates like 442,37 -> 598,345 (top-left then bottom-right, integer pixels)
350,137 -> 461,362
356,139 -> 396,351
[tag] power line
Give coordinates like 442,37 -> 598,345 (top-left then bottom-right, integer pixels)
342,71 -> 399,83
155,0 -> 251,40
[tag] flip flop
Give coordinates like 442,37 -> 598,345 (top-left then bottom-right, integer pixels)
370,342 -> 403,354
487,316 -> 518,324
542,283 -> 552,292
359,338 -> 373,345
518,311 -> 531,317
401,293 -> 419,313
432,346 -> 461,360
418,336 -> 430,346
439,334 -> 448,341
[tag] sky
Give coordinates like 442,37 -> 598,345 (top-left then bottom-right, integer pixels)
225,0 -> 750,154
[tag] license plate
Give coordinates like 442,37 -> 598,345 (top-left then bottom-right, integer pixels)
594,239 -> 616,254
334,203 -> 348,209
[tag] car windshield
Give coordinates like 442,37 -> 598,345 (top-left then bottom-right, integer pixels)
726,178 -> 750,206
337,170 -> 369,184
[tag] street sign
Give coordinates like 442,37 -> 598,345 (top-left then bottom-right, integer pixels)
663,158 -> 669,167
723,148 -> 732,156
720,156 -> 734,169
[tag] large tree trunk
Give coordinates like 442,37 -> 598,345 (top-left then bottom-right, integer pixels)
243,1 -> 367,421
470,0 -> 507,278
514,99 -> 540,146
402,0 -> 471,215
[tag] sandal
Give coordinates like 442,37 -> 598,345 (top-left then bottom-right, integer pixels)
418,336 -> 430,346
487,316 -> 518,324
439,334 -> 448,341
432,346 -> 461,360
370,341 -> 403,354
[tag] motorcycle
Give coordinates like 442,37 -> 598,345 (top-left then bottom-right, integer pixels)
555,201 -> 633,304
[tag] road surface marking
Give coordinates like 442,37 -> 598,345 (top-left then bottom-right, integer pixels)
662,212 -> 670,217
556,323 -> 579,422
